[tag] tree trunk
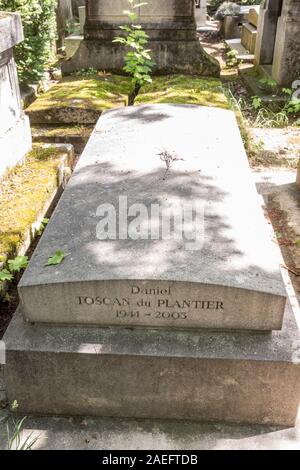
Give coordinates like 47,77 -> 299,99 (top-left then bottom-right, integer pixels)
128,83 -> 141,106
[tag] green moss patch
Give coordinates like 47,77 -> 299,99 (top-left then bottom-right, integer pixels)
31,125 -> 93,138
0,146 -> 69,262
135,75 -> 229,109
26,73 -> 132,125
31,125 -> 93,154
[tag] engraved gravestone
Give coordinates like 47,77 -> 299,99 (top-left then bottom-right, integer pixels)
19,104 -> 286,331
62,0 -> 220,76
5,104 -> 300,427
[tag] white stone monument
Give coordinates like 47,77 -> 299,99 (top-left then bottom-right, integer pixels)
0,12 -> 31,178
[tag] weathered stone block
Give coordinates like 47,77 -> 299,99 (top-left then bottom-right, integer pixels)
19,105 -> 286,331
248,7 -> 259,28
0,12 -> 23,53
255,0 -> 283,66
241,23 -> 257,54
272,1 -> 300,86
3,302 -> 300,426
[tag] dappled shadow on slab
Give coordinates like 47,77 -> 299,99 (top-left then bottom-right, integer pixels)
23,155 -> 283,298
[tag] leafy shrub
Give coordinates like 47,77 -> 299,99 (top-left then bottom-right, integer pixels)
113,0 -> 155,105
0,0 -> 57,84
215,2 -> 241,20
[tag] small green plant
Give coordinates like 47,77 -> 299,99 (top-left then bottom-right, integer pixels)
1,401 -> 40,450
252,139 -> 265,154
282,87 -> 293,97
259,78 -> 278,93
37,218 -> 49,236
46,250 -> 69,266
72,68 -> 98,77
8,256 -> 29,273
226,49 -> 239,68
113,0 -> 155,105
254,108 -> 289,128
0,270 -> 13,282
0,256 -> 29,283
65,18 -> 78,35
252,96 -> 262,110
285,98 -> 300,115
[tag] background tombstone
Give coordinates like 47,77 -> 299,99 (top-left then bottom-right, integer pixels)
71,0 -> 85,18
272,0 -> 300,86
195,0 -> 207,27
0,12 -> 31,179
56,0 -> 74,48
78,5 -> 86,34
255,0 -> 283,65
62,0 -> 220,76
255,0 -> 300,86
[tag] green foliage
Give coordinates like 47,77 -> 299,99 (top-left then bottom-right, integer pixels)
254,108 -> 289,128
113,0 -> 155,103
37,218 -> 49,236
1,401 -> 40,450
71,68 -> 98,77
8,255 -> 29,273
282,88 -> 293,96
0,0 -> 57,84
252,95 -> 262,110
0,269 -> 13,281
46,250 -> 69,266
285,98 -> 300,115
226,49 -> 239,67
259,77 -> 278,93
0,255 -> 28,282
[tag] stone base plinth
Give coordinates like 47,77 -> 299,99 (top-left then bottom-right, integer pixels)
3,303 -> 300,426
62,39 -> 220,76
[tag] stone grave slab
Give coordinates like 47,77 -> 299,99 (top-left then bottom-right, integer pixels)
3,300 -> 300,425
18,105 -> 286,331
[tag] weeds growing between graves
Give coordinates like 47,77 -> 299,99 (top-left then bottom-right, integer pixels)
1,401 -> 40,450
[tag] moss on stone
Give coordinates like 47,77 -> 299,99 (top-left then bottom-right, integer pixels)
27,73 -> 132,113
31,125 -> 93,138
0,146 -> 68,262
135,75 -> 229,109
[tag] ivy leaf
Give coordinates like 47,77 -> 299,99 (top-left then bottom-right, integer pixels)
46,250 -> 69,266
0,270 -> 14,282
8,256 -> 29,273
